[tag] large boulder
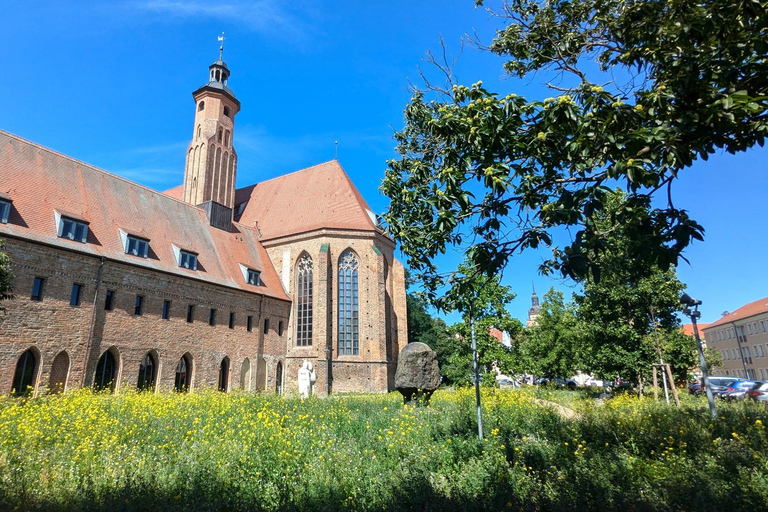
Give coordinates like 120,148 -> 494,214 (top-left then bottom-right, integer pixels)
395,342 -> 441,404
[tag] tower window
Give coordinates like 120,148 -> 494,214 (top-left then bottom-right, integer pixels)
162,300 -> 171,320
217,128 -> 223,143
198,101 -> 205,111
224,130 -> 230,146
209,308 -> 217,326
229,312 -> 235,329
223,106 -> 230,117
187,304 -> 195,323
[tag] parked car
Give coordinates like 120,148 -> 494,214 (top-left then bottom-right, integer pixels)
496,376 -> 521,389
747,382 -> 768,405
691,376 -> 743,397
722,380 -> 759,400
535,376 -> 578,389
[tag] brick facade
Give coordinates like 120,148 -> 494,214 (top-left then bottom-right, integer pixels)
0,237 -> 290,395
263,230 -> 408,395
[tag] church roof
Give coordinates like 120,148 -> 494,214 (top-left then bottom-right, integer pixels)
0,130 -> 289,301
234,160 -> 380,240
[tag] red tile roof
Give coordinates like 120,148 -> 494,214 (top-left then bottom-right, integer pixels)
0,130 -> 289,301
681,323 -> 709,337
704,295 -> 768,330
234,161 -> 380,240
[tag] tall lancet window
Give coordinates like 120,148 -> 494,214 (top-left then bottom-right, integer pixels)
296,253 -> 313,347
338,250 -> 359,356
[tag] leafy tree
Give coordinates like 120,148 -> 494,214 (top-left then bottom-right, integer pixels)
0,239 -> 13,312
406,292 -> 435,345
382,0 -> 767,300
574,191 -> 688,381
441,265 -> 523,385
515,289 -> 582,377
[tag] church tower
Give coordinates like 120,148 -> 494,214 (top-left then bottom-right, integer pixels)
182,43 -> 241,219
526,282 -> 541,327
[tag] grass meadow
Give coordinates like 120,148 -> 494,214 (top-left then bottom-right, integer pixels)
0,387 -> 766,511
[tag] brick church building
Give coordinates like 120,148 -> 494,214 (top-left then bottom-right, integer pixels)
0,56 -> 407,397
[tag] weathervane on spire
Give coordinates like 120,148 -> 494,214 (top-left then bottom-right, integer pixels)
218,32 -> 226,60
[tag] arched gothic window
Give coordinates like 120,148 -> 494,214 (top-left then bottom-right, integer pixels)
338,250 -> 359,356
296,253 -> 313,346
49,351 -> 70,395
218,357 -> 230,392
174,354 -> 192,392
11,349 -> 37,397
94,349 -> 117,392
137,352 -> 156,392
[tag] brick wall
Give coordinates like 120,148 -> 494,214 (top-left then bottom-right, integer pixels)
263,229 -> 408,395
0,237 -> 291,396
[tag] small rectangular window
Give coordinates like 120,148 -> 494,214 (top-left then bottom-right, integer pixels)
247,269 -> 261,286
104,290 -> 115,311
179,250 -> 198,270
229,312 -> 235,329
278,321 -> 284,336
58,217 -> 89,243
209,308 -> 217,326
135,295 -> 144,316
162,300 -> 171,320
31,277 -> 45,301
263,318 -> 269,334
126,236 -> 149,258
187,305 -> 195,323
0,199 -> 10,223
70,283 -> 82,306
247,315 -> 253,332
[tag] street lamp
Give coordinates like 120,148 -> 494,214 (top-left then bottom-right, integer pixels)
681,292 -> 716,419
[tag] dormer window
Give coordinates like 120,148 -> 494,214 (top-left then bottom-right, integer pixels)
239,264 -> 261,286
0,199 -> 10,224
125,235 -> 149,258
172,245 -> 198,271
55,212 -> 89,243
247,269 -> 261,286
179,250 -> 198,270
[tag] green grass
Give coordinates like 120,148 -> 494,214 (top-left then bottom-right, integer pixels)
0,388 -> 766,511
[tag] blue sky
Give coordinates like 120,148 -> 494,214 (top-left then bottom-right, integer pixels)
2,1 -> 766,325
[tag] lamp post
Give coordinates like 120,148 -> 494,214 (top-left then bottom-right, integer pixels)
325,347 -> 332,396
681,292 -> 716,419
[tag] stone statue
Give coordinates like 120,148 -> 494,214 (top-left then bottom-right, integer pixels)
395,342 -> 441,405
297,360 -> 317,398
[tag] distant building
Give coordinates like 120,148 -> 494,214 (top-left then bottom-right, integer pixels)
526,283 -> 541,327
702,296 -> 768,380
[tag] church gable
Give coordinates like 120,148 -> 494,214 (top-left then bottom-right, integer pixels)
234,161 -> 380,240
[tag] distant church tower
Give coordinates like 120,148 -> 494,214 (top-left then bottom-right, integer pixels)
526,282 -> 541,327
182,41 -> 241,216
